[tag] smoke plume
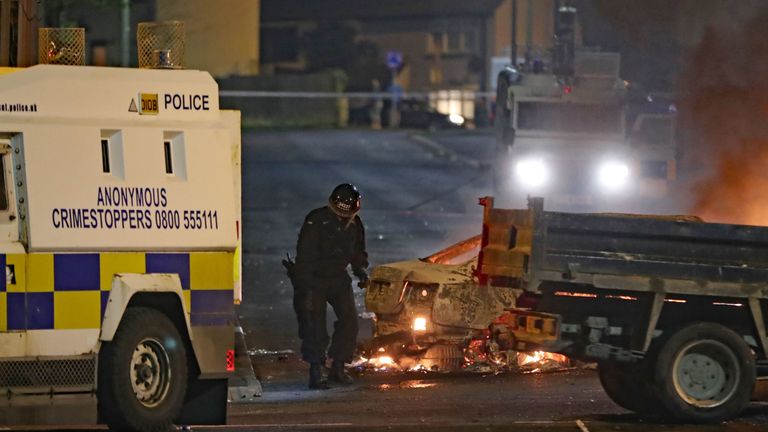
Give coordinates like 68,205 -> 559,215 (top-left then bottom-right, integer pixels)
680,7 -> 768,225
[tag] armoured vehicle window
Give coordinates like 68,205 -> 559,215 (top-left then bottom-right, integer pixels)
0,156 -> 8,211
164,140 -> 173,174
517,102 -> 622,134
101,138 -> 111,173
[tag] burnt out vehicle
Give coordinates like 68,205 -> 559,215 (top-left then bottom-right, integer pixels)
364,236 -> 517,363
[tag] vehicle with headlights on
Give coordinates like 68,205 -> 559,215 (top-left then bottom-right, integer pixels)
364,236 -> 517,361
494,50 -> 676,212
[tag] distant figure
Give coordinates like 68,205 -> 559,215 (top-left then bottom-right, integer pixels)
370,79 -> 383,130
293,184 -> 368,389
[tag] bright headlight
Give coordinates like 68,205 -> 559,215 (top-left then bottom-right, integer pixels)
515,158 -> 548,188
448,113 -> 465,126
413,317 -> 427,332
597,161 -> 629,191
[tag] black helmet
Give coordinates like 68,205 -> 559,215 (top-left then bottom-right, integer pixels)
328,183 -> 361,218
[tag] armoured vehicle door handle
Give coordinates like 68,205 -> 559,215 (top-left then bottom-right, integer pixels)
9,214 -> 15,221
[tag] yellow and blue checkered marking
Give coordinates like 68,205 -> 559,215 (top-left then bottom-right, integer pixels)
0,252 -> 234,332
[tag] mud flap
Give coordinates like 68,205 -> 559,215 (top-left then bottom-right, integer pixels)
227,323 -> 263,404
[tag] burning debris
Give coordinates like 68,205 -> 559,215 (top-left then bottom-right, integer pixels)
352,339 -> 573,375
516,351 -> 571,374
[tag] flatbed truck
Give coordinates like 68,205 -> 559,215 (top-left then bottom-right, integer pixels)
479,196 -> 768,423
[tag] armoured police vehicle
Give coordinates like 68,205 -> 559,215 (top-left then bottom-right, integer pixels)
0,64 -> 242,431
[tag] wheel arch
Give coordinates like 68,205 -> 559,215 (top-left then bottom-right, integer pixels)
651,294 -> 766,358
99,273 -> 191,344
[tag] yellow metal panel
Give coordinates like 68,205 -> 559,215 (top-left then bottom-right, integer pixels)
182,290 -> 191,312
6,254 -> 26,293
0,67 -> 20,76
190,252 -> 234,290
233,247 -> 241,285
100,253 -> 146,291
0,293 -> 6,331
27,254 -> 54,292
54,291 -> 100,329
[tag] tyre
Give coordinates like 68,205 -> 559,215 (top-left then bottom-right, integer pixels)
98,307 -> 188,432
652,322 -> 755,423
598,361 -> 661,415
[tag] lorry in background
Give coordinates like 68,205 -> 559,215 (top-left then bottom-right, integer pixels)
0,64 -> 241,431
494,52 -> 677,212
480,196 -> 768,423
493,7 -> 676,212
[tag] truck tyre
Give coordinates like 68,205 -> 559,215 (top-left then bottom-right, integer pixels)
652,322 -> 755,423
598,361 -> 661,415
98,307 -> 188,432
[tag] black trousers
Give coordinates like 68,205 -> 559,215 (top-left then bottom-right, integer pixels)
294,279 -> 358,365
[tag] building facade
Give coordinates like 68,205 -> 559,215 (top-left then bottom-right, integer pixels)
261,0 -> 501,92
155,0 -> 260,77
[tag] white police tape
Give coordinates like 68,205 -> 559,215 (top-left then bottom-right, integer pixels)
218,90 -> 495,100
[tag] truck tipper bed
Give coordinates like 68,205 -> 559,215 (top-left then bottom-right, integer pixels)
479,197 -> 768,423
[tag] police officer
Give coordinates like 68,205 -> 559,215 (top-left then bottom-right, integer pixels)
294,184 -> 368,389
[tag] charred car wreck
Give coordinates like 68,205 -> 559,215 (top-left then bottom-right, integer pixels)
364,236 -> 518,367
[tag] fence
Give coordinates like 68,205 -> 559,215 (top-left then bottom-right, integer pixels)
218,87 -> 495,129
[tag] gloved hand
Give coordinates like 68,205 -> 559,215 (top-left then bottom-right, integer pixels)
356,273 -> 369,289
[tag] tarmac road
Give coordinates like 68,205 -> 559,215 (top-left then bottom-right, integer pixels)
236,129 -> 768,431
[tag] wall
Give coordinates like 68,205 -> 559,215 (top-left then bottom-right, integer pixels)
155,0 -> 260,77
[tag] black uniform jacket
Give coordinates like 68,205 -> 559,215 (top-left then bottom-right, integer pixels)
294,206 -> 368,287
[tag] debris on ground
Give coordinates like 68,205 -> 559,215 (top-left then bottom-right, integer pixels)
352,338 -> 589,375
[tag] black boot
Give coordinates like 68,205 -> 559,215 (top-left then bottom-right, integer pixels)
328,361 -> 354,385
308,363 -> 329,390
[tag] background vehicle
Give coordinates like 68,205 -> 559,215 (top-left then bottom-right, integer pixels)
478,196 -> 768,423
493,5 -> 676,212
0,64 -> 241,431
351,98 -> 466,130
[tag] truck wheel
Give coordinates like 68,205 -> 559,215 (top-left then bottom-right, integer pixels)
98,307 -> 188,432
598,361 -> 660,415
652,322 -> 755,423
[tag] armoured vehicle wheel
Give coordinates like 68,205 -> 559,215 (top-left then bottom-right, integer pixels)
652,322 -> 755,423
98,307 -> 188,432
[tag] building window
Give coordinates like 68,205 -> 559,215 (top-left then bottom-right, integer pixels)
0,155 -> 7,211
429,67 -> 443,85
101,139 -> 110,173
163,140 -> 173,174
447,31 -> 461,52
427,30 -> 477,55
429,32 -> 443,53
